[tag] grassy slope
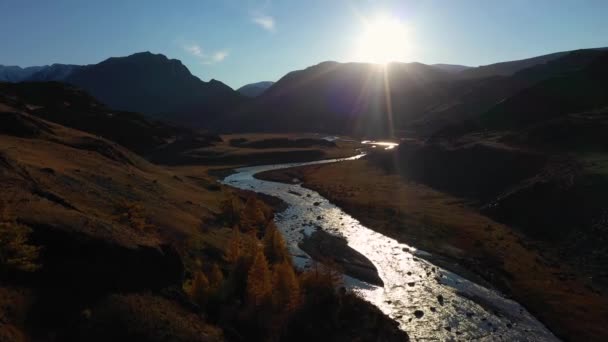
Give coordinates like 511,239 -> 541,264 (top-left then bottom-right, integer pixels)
257,157 -> 608,341
0,104 -> 405,341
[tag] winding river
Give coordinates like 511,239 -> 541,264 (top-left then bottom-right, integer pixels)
223,154 -> 558,341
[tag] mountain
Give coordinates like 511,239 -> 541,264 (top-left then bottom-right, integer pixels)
27,63 -> 82,81
0,64 -> 80,82
227,48 -> 606,137
478,51 -> 608,131
64,52 -> 247,127
0,65 -> 45,82
458,47 -> 608,79
237,81 -> 274,97
432,64 -> 472,73
413,48 -> 608,135
227,61 -> 457,136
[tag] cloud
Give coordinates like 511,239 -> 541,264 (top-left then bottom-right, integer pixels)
252,14 -> 275,32
182,43 -> 228,65
212,50 -> 229,62
184,44 -> 204,58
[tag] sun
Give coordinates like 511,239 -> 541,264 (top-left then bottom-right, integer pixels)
354,14 -> 408,64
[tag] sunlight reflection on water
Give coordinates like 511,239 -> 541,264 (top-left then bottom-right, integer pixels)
223,154 -> 558,341
361,140 -> 399,150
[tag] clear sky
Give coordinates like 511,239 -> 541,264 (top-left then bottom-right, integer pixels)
1,0 -> 607,89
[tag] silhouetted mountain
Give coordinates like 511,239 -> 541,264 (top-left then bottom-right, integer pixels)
237,81 -> 274,97
227,61 -> 456,136
27,64 -> 82,81
226,48 -> 607,137
432,64 -> 472,73
419,49 -> 608,134
479,51 -> 608,131
64,52 -> 246,127
0,65 -> 45,82
458,47 -> 608,79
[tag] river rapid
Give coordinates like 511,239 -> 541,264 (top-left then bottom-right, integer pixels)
223,154 -> 558,341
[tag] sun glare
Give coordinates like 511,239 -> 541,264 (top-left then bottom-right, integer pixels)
354,14 -> 408,65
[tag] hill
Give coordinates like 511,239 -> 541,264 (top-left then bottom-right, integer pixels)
432,63 -> 472,73
415,49 -> 608,134
458,47 -> 608,80
478,52 -> 608,131
237,81 -> 274,97
0,81 -> 221,162
458,50 -> 570,79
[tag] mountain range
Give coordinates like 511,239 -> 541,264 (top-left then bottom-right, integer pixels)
1,47 -> 607,136
1,53 -> 246,128
228,48 -> 608,136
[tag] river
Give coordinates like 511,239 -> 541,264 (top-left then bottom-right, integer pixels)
223,154 -> 558,341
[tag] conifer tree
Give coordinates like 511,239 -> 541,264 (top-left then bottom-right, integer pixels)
0,200 -> 40,272
242,195 -> 267,230
272,261 -> 300,312
226,225 -> 241,263
220,191 -> 243,225
263,221 -> 288,264
246,247 -> 272,306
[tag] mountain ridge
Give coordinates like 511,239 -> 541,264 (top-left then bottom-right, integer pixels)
237,81 -> 274,97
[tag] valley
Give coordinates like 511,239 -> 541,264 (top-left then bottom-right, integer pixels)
1,36 -> 608,341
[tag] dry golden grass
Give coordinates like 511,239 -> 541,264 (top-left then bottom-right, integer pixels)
0,130 -> 225,250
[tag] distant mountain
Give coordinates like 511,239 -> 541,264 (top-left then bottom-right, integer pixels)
27,64 -> 82,81
432,64 -> 472,73
0,65 -> 45,82
64,52 -> 246,127
237,81 -> 274,97
458,47 -> 608,79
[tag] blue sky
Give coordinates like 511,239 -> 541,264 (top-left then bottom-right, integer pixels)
1,0 -> 607,89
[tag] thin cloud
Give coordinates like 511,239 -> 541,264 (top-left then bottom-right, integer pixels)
252,14 -> 275,32
182,43 -> 228,65
184,44 -> 204,58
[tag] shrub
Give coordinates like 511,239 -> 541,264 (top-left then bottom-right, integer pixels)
113,201 -> 153,231
0,201 -> 40,273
